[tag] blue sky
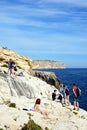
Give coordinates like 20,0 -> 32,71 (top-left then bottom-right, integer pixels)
0,0 -> 87,68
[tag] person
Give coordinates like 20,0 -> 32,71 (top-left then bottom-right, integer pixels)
56,93 -> 63,103
52,89 -> 63,103
72,83 -> 79,111
12,62 -> 17,76
34,98 -> 48,117
8,59 -> 14,75
62,85 -> 70,106
52,90 -> 57,101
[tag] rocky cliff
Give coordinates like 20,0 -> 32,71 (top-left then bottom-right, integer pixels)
0,71 -> 87,130
32,60 -> 66,69
0,47 -> 32,71
31,70 -> 61,89
0,47 -> 87,130
0,72 -> 54,102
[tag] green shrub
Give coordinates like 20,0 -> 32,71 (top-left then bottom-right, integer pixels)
0,128 -> 3,130
1,64 -> 8,68
73,111 -> 78,115
45,127 -> 50,130
14,118 -> 17,121
9,102 -> 16,108
21,119 -> 43,130
4,100 -> 16,108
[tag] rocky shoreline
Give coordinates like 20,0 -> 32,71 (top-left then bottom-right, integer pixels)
31,70 -> 61,89
0,70 -> 87,130
0,47 -> 87,130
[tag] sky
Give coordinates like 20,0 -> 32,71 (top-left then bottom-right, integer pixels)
0,0 -> 87,68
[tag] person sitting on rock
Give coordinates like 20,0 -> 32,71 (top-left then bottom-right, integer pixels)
52,89 -> 63,103
52,89 -> 57,101
12,62 -> 18,76
34,98 -> 48,117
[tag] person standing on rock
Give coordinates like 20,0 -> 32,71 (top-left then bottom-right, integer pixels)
72,83 -> 79,111
8,59 -> 14,75
62,84 -> 70,106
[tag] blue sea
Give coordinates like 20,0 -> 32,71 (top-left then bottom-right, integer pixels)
37,68 -> 87,111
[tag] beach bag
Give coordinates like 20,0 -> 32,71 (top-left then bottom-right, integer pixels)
76,87 -> 81,96
65,88 -> 69,95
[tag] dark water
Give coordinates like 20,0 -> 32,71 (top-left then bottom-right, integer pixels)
36,68 -> 87,111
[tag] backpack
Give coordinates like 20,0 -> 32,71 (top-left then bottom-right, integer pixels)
14,65 -> 17,71
76,87 -> 81,96
65,88 -> 69,95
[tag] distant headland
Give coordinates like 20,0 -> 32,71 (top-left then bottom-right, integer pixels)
32,60 -> 66,69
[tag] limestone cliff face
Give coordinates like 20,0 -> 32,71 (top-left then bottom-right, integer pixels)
32,60 -> 66,69
0,72 -> 54,103
0,47 -> 32,71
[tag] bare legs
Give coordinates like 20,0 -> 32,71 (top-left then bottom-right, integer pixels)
74,101 -> 79,111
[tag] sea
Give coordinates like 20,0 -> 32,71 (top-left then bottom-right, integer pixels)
36,68 -> 87,111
